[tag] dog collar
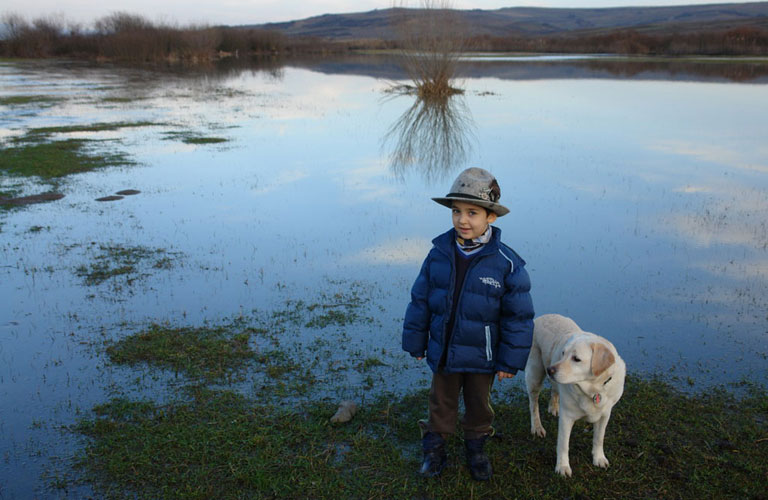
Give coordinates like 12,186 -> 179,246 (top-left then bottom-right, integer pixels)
591,376 -> 613,404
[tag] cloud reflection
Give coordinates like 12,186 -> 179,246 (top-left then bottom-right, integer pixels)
347,238 -> 433,265
651,140 -> 768,174
661,186 -> 768,250
382,91 -> 475,184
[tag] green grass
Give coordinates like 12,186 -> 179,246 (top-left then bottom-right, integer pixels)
63,286 -> 768,497
100,97 -> 150,103
26,121 -> 161,136
0,121 -> 166,181
73,376 -> 768,499
75,244 -> 180,286
106,325 -> 257,380
0,95 -> 64,106
0,139 -> 133,179
183,136 -> 228,145
162,131 -> 229,145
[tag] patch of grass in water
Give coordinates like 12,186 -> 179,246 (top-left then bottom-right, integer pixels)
75,244 -> 181,286
183,136 -> 228,145
0,95 -> 64,106
162,131 -> 229,145
268,288 -> 376,330
0,188 -> 20,211
26,121 -> 161,136
257,349 -> 301,379
0,139 -> 133,179
73,376 -> 768,499
100,96 -> 150,104
355,356 -> 387,372
106,325 -> 256,380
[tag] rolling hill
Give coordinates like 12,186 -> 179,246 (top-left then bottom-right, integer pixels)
245,2 -> 768,40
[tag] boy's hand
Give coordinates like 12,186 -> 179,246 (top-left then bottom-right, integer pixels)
416,356 -> 424,360
497,371 -> 515,381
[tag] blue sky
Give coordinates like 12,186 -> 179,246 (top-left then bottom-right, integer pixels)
2,0 -> 756,26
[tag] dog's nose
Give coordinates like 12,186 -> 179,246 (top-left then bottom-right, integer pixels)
547,366 -> 556,377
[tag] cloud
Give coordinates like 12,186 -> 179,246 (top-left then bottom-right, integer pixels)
333,162 -> 403,205
659,186 -> 768,249
347,238 -> 432,265
650,140 -> 768,174
673,185 -> 714,194
252,169 -> 309,194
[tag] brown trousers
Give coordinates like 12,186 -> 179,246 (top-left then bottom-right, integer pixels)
420,371 -> 495,440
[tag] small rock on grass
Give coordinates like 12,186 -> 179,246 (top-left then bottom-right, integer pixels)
330,400 -> 357,423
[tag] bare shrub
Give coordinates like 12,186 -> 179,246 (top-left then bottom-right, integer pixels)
216,28 -> 284,55
94,12 -> 152,35
391,0 -> 466,98
383,92 -> 474,182
1,13 -> 30,56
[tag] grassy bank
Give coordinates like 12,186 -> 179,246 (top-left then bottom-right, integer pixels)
72,377 -> 767,499
67,319 -> 768,499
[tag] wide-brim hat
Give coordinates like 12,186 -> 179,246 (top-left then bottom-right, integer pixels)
432,167 -> 509,216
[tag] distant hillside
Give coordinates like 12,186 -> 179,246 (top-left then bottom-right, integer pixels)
246,2 -> 768,40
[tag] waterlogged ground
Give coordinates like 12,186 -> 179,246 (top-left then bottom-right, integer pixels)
1,56 -> 768,497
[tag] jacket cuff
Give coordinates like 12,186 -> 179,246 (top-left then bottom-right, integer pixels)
496,366 -> 517,375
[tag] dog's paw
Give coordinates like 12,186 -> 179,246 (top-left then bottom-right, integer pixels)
593,454 -> 610,469
547,402 -> 559,417
555,463 -> 572,477
531,424 -> 546,438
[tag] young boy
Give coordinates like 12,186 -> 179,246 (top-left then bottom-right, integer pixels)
402,167 -> 534,481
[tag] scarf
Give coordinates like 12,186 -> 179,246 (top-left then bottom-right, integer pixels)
456,225 -> 492,255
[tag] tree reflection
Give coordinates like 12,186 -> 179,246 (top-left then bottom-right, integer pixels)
383,89 -> 475,184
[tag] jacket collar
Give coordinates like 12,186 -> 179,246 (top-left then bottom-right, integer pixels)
432,225 -> 501,258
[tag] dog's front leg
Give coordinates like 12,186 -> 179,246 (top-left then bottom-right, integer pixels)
592,411 -> 612,468
525,368 -> 547,437
547,386 -> 560,417
527,388 -> 546,437
555,415 -> 575,477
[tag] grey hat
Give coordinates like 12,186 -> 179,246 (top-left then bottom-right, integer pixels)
432,167 -> 509,216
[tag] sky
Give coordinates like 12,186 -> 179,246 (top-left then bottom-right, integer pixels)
2,0 -> 758,27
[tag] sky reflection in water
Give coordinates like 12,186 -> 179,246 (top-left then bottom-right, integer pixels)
0,57 -> 767,496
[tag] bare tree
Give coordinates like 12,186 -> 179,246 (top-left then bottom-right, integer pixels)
391,0 -> 466,98
383,92 -> 475,183
94,12 -> 152,35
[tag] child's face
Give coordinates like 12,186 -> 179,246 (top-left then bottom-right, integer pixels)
452,201 -> 497,240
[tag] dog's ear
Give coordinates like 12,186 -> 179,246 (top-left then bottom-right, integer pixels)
591,343 -> 615,376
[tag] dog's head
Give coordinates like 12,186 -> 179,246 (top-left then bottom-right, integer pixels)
547,336 -> 615,385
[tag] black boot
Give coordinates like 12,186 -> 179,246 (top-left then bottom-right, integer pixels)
465,436 -> 492,481
419,432 -> 447,477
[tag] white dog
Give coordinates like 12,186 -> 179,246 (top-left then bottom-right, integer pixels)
524,314 -> 626,477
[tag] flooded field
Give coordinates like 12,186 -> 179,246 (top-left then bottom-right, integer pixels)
1,55 -> 767,496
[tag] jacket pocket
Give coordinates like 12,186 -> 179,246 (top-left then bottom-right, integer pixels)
485,325 -> 492,362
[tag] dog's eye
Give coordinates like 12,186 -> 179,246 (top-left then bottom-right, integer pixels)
572,356 -> 581,363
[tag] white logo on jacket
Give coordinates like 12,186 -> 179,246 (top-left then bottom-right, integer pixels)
479,276 -> 501,288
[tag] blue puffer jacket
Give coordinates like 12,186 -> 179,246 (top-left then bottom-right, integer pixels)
402,226 -> 534,374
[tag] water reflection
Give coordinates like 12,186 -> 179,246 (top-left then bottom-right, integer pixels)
1,56 -> 768,498
382,91 -> 475,183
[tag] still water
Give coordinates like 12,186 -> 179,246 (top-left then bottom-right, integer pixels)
1,55 -> 767,496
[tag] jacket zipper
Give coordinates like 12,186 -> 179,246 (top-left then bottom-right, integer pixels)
485,325 -> 492,362
442,253 -> 485,368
